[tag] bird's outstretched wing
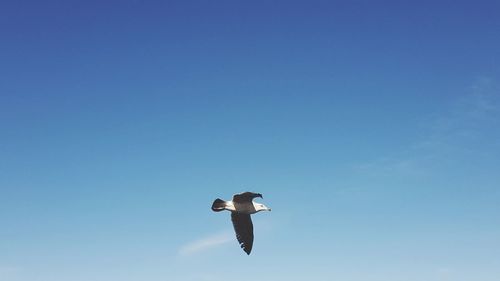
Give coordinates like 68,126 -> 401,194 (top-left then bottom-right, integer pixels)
232,192 -> 262,203
231,213 -> 254,255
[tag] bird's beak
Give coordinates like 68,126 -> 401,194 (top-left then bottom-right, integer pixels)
257,193 -> 263,199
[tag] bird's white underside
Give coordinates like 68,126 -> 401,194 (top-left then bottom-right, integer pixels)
224,201 -> 270,214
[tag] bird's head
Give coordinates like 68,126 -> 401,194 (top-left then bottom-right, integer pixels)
256,203 -> 272,212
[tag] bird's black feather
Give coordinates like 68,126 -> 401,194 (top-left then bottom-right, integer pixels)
231,213 -> 254,255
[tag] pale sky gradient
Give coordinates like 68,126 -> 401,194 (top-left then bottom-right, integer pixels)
1,1 -> 500,281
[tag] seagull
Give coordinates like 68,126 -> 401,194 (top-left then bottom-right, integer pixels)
211,192 -> 271,255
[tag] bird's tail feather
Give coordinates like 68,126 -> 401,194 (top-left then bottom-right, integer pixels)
211,198 -> 227,212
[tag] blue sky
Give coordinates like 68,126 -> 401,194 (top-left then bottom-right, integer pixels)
1,1 -> 500,280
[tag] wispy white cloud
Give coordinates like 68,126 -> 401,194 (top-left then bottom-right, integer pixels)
355,77 -> 500,177
421,77 -> 499,149
0,265 -> 21,279
178,231 -> 233,256
436,267 -> 454,281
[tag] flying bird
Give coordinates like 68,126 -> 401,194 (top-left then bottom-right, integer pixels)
211,192 -> 271,255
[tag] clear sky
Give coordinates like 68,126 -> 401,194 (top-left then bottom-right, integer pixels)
1,1 -> 500,280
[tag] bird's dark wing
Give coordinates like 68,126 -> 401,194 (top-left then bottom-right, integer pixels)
231,213 -> 254,255
232,192 -> 262,203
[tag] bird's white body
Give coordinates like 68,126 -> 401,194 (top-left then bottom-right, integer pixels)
224,201 -> 270,214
